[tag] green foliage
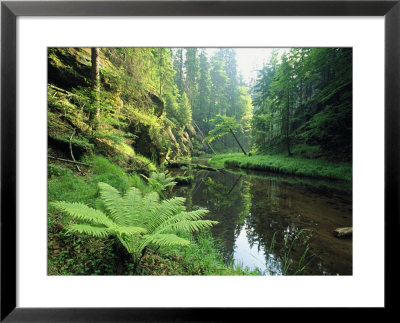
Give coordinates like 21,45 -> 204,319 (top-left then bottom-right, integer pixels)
48,230 -> 116,276
52,182 -> 218,269
88,155 -> 133,193
236,86 -> 253,132
48,171 -> 98,207
54,134 -> 94,152
194,50 -> 211,130
208,153 -> 352,181
48,155 -> 148,209
130,173 -> 155,193
205,115 -> 239,143
48,164 -> 71,178
164,91 -> 192,129
140,172 -> 177,197
252,48 -> 352,159
47,47 -> 353,276
184,48 -> 199,107
49,47 -> 198,164
48,162 -> 123,275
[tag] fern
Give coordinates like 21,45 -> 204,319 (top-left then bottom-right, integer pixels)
97,182 -> 126,224
52,181 -> 218,271
67,224 -> 110,238
51,201 -> 114,227
140,172 -> 177,197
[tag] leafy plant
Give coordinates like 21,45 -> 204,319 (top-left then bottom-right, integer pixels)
140,172 -> 177,197
51,182 -> 218,272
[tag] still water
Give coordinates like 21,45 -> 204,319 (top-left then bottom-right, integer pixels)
171,165 -> 352,275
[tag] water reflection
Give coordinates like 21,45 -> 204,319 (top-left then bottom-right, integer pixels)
172,168 -> 352,275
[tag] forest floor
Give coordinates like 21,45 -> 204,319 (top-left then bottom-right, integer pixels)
207,153 -> 352,182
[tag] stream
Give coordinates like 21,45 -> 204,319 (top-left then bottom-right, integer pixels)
169,160 -> 352,275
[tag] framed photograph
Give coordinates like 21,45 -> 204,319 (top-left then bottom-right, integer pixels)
1,0 -> 398,321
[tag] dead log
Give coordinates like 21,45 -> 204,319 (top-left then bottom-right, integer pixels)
333,227 -> 352,238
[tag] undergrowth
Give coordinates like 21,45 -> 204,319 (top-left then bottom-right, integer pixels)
48,155 -> 258,275
139,232 -> 260,276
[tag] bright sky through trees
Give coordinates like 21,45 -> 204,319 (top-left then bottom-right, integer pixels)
206,48 -> 287,83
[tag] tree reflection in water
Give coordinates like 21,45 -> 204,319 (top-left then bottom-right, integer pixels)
173,168 -> 352,275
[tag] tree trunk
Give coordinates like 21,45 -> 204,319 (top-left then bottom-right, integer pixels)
300,79 -> 303,108
90,48 -> 100,128
178,48 -> 184,92
229,128 -> 247,155
286,86 -> 292,156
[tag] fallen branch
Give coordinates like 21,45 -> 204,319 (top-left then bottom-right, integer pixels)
48,155 -> 91,167
333,227 -> 352,238
166,161 -> 225,173
48,84 -> 70,95
69,129 -> 81,172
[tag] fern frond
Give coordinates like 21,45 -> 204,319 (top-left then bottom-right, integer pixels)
162,210 -> 210,225
155,214 -> 218,234
145,197 -> 186,233
98,182 -> 125,224
118,235 -> 141,254
144,233 -> 190,247
135,191 -> 161,227
153,209 -> 211,233
67,224 -> 110,238
122,188 -> 159,226
51,201 -> 114,227
150,172 -> 177,187
114,226 -> 147,236
161,220 -> 219,234
121,187 -> 143,225
142,172 -> 177,194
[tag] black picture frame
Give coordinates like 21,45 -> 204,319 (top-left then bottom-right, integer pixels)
1,0 -> 398,321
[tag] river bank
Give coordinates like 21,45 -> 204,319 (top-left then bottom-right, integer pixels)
206,153 -> 352,182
